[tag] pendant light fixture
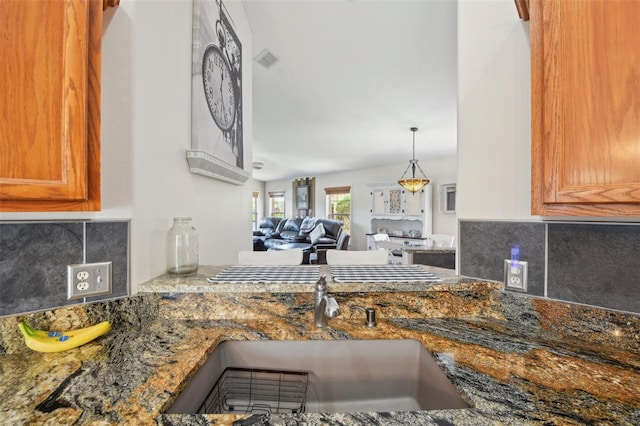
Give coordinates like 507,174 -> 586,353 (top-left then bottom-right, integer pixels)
398,127 -> 430,193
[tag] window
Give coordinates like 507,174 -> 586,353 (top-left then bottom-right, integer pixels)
268,191 -> 285,218
252,192 -> 259,230
325,186 -> 351,234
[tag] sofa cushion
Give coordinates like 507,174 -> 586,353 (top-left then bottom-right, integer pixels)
259,217 -> 282,230
258,217 -> 283,238
315,236 -> 338,245
299,217 -> 317,237
280,231 -> 299,241
309,223 -> 325,244
282,217 -> 303,233
263,238 -> 285,250
277,218 -> 302,241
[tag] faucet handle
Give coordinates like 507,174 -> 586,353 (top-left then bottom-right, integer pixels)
316,275 -> 327,292
351,305 -> 377,327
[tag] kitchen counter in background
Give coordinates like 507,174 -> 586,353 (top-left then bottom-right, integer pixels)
403,246 -> 456,269
0,265 -> 639,425
402,246 -> 456,253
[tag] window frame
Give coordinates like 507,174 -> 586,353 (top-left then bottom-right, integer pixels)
268,191 -> 285,218
252,191 -> 259,230
439,183 -> 456,213
325,186 -> 351,234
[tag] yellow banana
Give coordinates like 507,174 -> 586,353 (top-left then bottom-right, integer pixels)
18,321 -> 52,337
17,320 -> 111,353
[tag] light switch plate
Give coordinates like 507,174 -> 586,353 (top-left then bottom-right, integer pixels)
67,261 -> 113,300
504,259 -> 528,292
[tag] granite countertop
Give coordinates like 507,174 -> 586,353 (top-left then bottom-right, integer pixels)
402,246 -> 455,254
0,265 -> 639,425
138,265 -> 477,294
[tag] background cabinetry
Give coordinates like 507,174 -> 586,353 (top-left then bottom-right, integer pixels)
368,183 -> 432,240
530,0 -> 640,216
0,0 -> 114,212
369,185 -> 426,218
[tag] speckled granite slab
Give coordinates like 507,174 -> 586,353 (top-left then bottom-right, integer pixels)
0,267 -> 639,425
138,264 -> 497,294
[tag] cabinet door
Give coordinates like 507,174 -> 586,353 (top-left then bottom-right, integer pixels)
370,189 -> 385,215
0,0 -> 102,212
531,0 -> 640,216
388,188 -> 403,215
404,189 -> 424,216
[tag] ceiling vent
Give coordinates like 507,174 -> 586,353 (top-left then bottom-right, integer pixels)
255,49 -> 279,68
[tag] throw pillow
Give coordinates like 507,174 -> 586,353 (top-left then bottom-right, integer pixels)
309,223 -> 326,244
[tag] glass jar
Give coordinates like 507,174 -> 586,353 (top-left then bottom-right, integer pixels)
167,217 -> 199,275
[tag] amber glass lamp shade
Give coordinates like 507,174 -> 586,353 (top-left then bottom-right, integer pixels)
398,177 -> 430,193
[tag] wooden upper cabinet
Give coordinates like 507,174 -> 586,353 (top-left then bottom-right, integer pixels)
0,0 -> 117,212
530,0 -> 640,216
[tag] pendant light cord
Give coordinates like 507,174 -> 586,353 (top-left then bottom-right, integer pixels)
411,127 -> 418,178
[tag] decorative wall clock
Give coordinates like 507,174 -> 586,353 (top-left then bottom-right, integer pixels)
187,0 -> 249,185
202,44 -> 236,131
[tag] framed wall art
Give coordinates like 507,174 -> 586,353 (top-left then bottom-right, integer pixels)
296,185 -> 309,210
187,0 -> 249,185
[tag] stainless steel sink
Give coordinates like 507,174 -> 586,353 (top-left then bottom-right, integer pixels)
167,339 -> 470,414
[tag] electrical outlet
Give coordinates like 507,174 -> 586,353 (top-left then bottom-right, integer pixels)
504,259 -> 528,292
67,262 -> 113,300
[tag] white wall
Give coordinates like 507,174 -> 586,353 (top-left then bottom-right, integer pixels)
457,0 -> 533,221
0,0 -> 255,292
263,155 -> 457,251
129,0 -> 255,290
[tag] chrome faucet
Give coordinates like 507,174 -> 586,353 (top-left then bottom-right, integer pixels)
315,276 -> 341,327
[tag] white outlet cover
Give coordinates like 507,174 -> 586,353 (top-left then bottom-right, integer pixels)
504,259 -> 528,292
67,262 -> 113,300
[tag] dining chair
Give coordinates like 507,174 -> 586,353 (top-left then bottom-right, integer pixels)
237,248 -> 303,265
326,249 -> 388,265
371,233 -> 404,264
429,234 -> 456,248
310,233 -> 350,265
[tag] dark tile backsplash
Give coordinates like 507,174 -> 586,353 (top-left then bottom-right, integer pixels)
0,221 -> 129,317
547,223 -> 640,314
85,222 -> 129,303
460,220 -> 640,314
459,221 -> 546,296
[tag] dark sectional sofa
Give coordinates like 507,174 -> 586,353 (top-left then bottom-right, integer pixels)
253,216 -> 343,252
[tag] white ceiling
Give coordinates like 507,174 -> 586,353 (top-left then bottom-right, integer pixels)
242,0 -> 458,182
